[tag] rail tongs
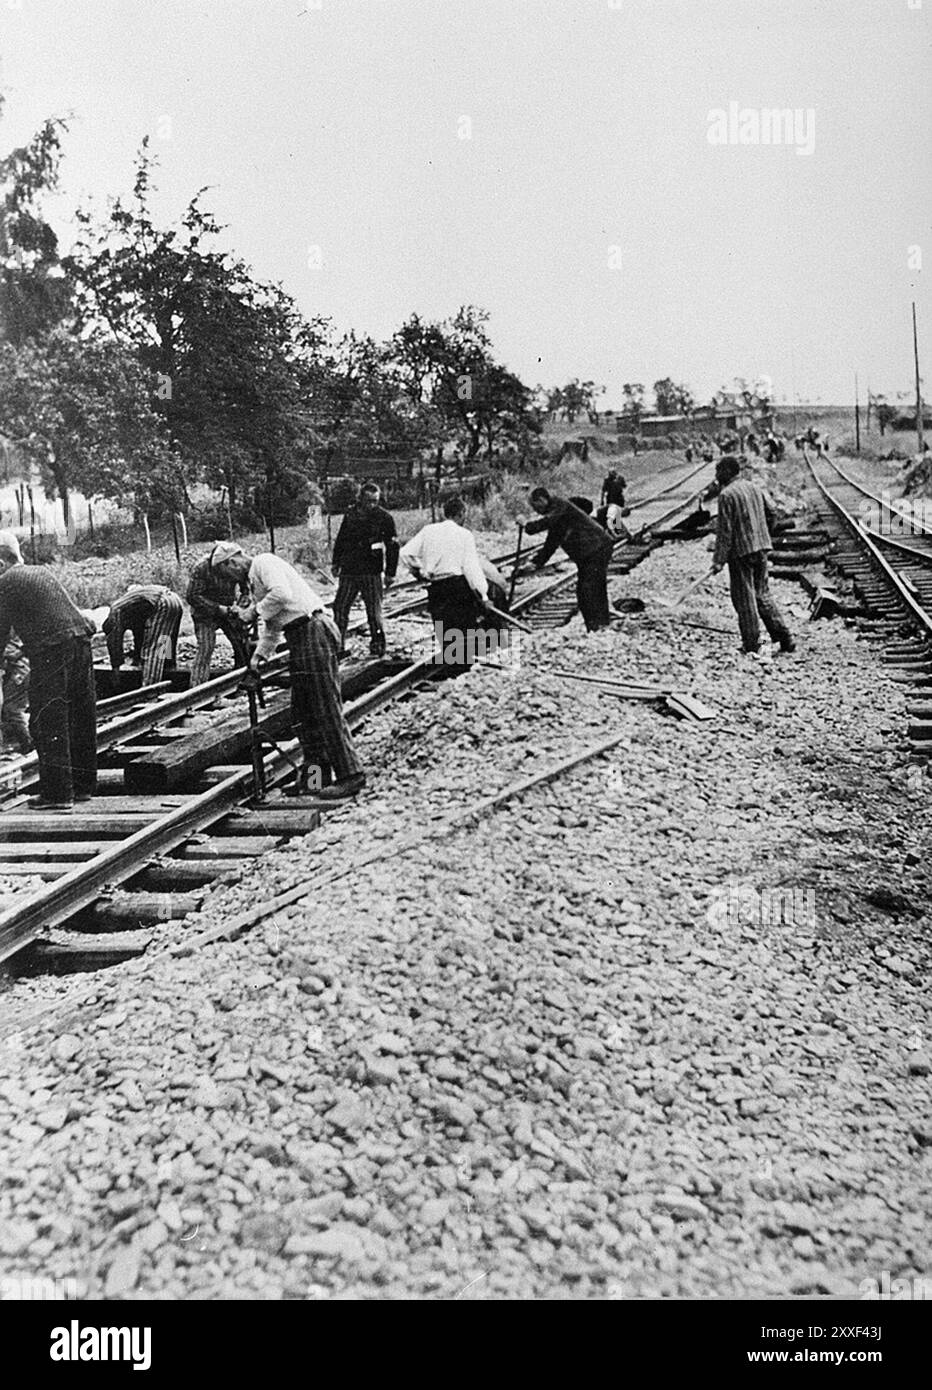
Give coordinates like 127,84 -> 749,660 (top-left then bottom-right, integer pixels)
238,665 -> 304,802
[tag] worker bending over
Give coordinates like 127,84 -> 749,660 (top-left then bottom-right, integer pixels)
213,546 -> 365,800
0,530 -> 96,809
103,584 -> 183,687
400,496 -> 492,672
523,488 -> 616,632
600,469 -> 629,537
187,543 -> 251,685
712,456 -> 795,663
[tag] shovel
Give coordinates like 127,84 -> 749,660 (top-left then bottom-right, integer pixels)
655,568 -> 717,609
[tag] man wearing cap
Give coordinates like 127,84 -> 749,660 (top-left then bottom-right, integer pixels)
0,530 -> 96,809
187,543 -> 251,685
214,546 -> 365,800
103,584 -> 183,687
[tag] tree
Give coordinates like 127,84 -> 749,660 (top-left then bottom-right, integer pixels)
0,330 -> 179,525
64,141 -> 331,516
312,331 -> 435,475
621,383 -> 645,428
652,378 -> 680,414
390,306 -> 540,465
545,378 -> 603,424
0,102 -> 71,346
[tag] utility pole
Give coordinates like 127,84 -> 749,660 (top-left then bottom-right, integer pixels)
913,301 -> 924,453
854,372 -> 860,454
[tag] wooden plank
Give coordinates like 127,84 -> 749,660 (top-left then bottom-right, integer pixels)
0,814 -> 156,839
34,930 -> 151,959
0,863 -> 71,879
220,809 -> 322,836
123,691 -> 294,793
0,842 -> 110,860
90,890 -> 204,926
135,859 -> 245,890
122,660 -> 406,794
180,836 -> 279,859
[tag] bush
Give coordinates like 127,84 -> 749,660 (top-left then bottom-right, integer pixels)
289,534 -> 332,577
188,502 -> 266,542
326,477 -> 360,513
250,471 -> 321,527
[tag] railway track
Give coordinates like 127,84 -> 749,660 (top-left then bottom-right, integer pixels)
0,456 -> 713,971
804,447 -> 932,755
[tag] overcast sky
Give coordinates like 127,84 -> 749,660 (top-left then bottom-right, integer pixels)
1,0 -> 930,406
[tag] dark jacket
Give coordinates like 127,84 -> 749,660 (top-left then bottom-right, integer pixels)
525,498 -> 615,567
332,504 -> 399,579
601,474 -> 627,506
0,564 -> 94,657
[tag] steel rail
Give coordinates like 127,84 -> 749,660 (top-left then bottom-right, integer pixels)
2,658 -> 291,797
814,453 -> 932,542
804,448 -> 932,637
0,654 -> 436,963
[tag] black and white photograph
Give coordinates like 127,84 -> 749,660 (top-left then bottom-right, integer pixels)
0,0 -> 929,1347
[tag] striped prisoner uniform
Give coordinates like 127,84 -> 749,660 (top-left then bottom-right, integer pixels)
249,553 -> 361,786
713,478 -> 792,653
0,634 -> 31,753
186,554 -> 250,685
104,586 -> 183,686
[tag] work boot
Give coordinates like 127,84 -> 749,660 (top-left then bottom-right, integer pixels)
369,634 -> 386,658
28,796 -> 74,811
315,772 -> 366,801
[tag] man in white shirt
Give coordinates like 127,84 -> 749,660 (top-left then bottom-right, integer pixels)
399,496 -> 493,672
212,545 -> 364,800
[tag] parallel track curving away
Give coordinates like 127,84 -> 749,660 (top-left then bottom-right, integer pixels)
804,448 -> 932,635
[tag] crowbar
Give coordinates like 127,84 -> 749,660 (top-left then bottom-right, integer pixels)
655,568 -> 717,609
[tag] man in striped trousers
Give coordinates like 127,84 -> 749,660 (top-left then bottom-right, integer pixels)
214,546 -> 365,800
103,585 -> 183,686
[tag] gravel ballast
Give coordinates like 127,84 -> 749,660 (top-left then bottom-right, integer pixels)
1,532 -> 930,1300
